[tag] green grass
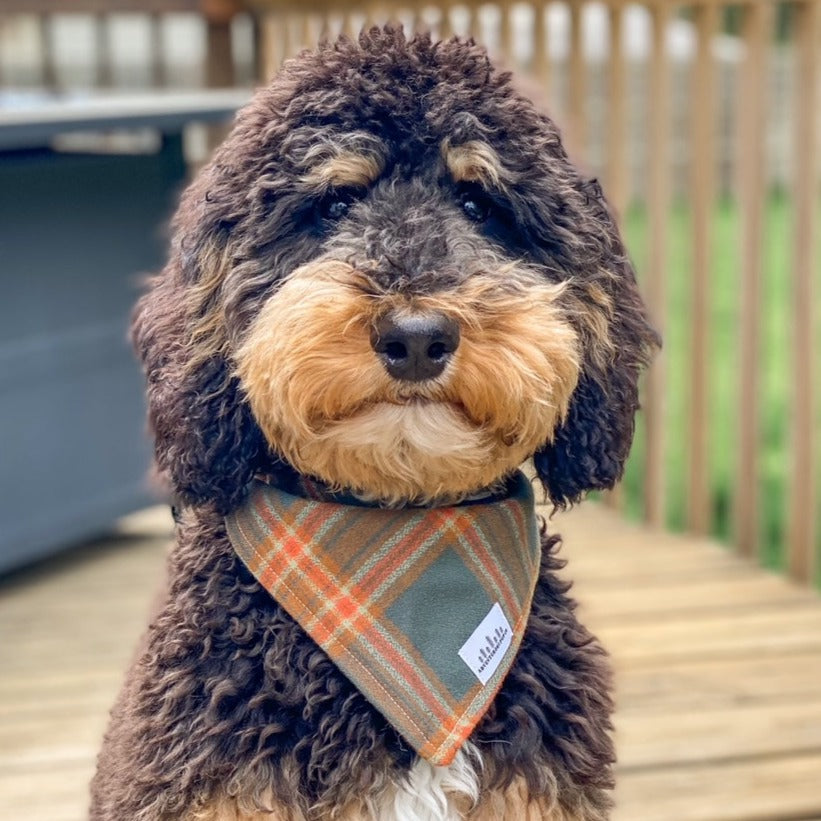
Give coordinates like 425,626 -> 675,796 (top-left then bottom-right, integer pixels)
615,192 -> 819,580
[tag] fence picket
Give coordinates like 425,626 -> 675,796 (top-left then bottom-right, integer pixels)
687,2 -> 719,536
149,12 -> 166,86
38,13 -> 58,87
600,2 -> 628,511
532,2 -> 550,90
567,2 -> 586,155
735,1 -> 772,559
643,1 -> 672,528
788,0 -> 819,583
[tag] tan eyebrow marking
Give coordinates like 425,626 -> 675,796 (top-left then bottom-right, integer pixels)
442,139 -> 512,189
301,151 -> 385,190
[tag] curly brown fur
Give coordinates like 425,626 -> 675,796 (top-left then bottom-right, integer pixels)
92,26 -> 657,821
92,516 -> 612,820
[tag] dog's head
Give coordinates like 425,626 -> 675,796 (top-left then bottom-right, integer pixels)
134,28 -> 658,513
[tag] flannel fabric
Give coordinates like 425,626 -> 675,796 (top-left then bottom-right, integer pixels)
225,471 -> 541,765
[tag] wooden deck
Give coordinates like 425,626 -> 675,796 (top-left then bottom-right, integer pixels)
2,503 -> 821,821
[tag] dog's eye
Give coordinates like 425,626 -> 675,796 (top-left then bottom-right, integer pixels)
325,199 -> 350,220
318,188 -> 364,221
462,197 -> 488,222
457,184 -> 493,223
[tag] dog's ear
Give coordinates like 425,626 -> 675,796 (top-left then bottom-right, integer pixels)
130,68 -> 312,514
532,182 -> 659,507
131,225 -> 263,515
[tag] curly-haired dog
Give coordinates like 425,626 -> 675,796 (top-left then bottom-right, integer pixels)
91,27 -> 657,821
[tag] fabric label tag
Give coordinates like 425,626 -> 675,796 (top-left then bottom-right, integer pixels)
458,602 -> 513,685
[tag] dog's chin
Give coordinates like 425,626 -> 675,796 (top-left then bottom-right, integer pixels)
277,399 -> 524,506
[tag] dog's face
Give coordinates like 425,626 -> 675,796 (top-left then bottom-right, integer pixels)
134,29 -> 658,512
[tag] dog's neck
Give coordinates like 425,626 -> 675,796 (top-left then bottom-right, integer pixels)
253,464 -> 507,510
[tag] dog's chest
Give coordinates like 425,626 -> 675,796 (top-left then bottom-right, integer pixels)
198,752 -> 565,820
151,524 -> 611,820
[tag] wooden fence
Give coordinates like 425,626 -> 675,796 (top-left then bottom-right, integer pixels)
1,0 -> 818,586
0,1 -> 245,87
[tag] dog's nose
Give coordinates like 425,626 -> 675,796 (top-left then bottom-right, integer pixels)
371,313 -> 460,382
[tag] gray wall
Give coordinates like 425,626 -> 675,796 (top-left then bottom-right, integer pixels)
0,137 -> 186,572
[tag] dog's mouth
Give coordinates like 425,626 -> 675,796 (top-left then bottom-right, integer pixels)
341,396 -> 477,426
381,395 -> 452,408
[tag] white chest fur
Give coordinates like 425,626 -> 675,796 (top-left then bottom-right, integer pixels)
374,746 -> 480,821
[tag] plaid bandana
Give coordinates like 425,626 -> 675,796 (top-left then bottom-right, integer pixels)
225,471 -> 541,765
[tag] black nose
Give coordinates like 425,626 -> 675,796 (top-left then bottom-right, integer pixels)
371,313 -> 460,382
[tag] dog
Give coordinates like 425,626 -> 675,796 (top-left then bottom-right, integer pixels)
90,27 -> 657,821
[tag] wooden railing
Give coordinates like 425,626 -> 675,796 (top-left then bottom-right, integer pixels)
2,0 -> 817,587
0,1 -> 246,87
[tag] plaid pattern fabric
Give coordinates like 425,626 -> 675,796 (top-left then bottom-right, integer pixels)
225,471 -> 541,766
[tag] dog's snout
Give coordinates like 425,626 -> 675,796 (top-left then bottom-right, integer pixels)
371,313 -> 460,382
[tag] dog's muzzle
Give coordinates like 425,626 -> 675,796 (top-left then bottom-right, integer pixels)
371,312 -> 460,382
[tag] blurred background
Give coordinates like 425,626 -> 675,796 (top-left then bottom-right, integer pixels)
0,2 -> 819,819
0,0 -> 817,582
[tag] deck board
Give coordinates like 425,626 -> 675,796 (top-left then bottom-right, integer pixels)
2,503 -> 820,820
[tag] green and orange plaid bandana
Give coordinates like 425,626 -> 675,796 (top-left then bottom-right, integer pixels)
225,471 -> 541,766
